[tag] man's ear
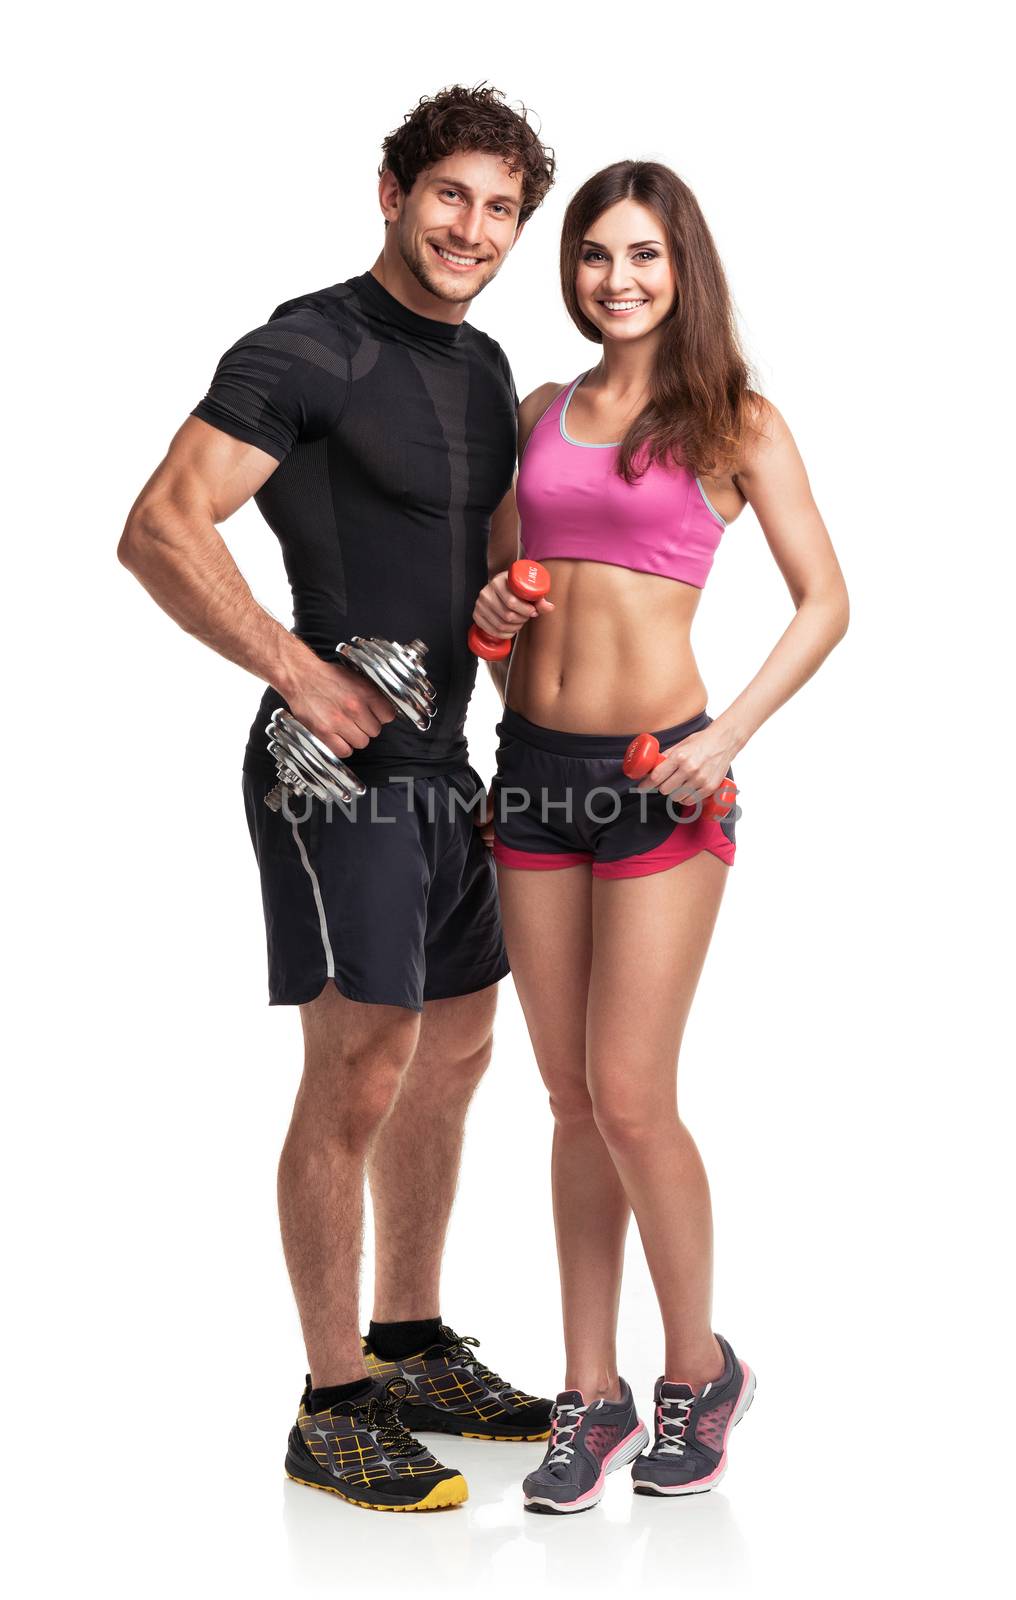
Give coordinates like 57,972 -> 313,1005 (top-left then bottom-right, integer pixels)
512,219 -> 528,249
378,168 -> 403,223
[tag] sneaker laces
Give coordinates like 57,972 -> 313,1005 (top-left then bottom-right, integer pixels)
546,1400 -> 589,1469
364,1378 -> 425,1457
657,1392 -> 694,1456
439,1326 -> 512,1394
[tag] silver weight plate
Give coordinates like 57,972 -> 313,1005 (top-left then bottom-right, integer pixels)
263,636 -> 437,810
337,637 -> 435,731
263,710 -> 366,811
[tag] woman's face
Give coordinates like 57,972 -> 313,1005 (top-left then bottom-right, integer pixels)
574,199 -> 676,343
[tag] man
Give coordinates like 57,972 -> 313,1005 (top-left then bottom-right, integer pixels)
118,84 -> 556,1512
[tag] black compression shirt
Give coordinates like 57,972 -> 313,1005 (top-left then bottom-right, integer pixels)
191,271 -> 518,780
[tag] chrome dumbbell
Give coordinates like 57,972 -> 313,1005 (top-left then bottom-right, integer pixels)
264,637 -> 436,812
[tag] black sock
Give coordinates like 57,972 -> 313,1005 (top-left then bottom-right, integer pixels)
368,1317 -> 443,1361
308,1377 -> 374,1411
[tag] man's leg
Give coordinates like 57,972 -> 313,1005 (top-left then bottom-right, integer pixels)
367,984 -> 497,1321
278,980 -> 421,1387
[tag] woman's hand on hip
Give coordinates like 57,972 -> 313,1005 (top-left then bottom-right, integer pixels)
635,725 -> 739,802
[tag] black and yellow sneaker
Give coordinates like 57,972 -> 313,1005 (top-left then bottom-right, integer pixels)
284,1376 -> 468,1511
362,1324 -> 552,1441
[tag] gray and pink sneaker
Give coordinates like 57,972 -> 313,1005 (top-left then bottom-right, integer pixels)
522,1379 -> 650,1514
631,1334 -> 755,1496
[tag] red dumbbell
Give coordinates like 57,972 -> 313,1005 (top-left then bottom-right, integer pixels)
468,559 -> 552,661
622,732 -> 737,820
622,733 -> 661,781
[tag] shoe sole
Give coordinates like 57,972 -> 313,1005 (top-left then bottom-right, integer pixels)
523,1419 -> 651,1515
461,1431 -> 551,1441
632,1364 -> 756,1497
285,1469 -> 468,1511
398,1401 -> 550,1441
285,1436 -> 468,1512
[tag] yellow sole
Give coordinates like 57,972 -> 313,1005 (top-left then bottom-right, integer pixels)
286,1471 -> 468,1512
461,1430 -> 551,1441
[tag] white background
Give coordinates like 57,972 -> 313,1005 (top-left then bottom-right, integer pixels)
4,2 -> 1013,1595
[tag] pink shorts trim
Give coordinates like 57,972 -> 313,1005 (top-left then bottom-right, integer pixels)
593,818 -> 735,880
493,841 -> 593,871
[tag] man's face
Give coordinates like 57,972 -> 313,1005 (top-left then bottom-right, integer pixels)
387,152 -> 526,304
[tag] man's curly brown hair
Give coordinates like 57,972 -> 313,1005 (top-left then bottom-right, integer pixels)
380,83 -> 555,226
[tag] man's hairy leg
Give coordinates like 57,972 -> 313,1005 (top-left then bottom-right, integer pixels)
279,982 -> 421,1387
369,986 -> 498,1322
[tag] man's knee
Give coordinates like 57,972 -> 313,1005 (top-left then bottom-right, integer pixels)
410,989 -> 497,1097
298,1003 -> 420,1146
410,1032 -> 493,1103
456,1033 -> 494,1090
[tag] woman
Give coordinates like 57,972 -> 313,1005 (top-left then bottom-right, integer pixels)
472,161 -> 848,1514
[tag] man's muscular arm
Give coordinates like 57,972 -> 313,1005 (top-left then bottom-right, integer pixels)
118,416 -> 395,759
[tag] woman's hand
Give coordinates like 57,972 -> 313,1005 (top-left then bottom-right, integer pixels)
472,569 -> 555,642
472,785 -> 496,848
635,723 -> 740,803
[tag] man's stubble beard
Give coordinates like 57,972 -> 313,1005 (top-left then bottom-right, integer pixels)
397,229 -> 500,306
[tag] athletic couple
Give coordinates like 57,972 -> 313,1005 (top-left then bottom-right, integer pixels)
119,83 -> 848,1515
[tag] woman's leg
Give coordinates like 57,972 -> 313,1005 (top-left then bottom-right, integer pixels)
497,862 -> 630,1400
587,853 -> 730,1388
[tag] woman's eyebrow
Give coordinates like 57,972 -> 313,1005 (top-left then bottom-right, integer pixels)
581,238 -> 666,249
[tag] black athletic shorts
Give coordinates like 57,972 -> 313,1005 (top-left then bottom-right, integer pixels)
492,705 -> 738,878
241,764 -> 509,1011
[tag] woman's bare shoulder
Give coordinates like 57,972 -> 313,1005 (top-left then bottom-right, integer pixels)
519,381 -> 570,424
733,391 -> 792,479
518,381 -> 570,456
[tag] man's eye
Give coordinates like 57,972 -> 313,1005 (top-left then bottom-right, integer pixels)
442,189 -> 462,201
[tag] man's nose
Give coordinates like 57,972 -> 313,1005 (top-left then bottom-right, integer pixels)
450,203 -> 487,248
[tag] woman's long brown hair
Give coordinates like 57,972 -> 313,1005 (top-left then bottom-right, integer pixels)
560,161 -> 763,482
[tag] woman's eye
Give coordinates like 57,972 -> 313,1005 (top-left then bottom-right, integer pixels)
582,250 -> 606,263
634,250 -> 658,261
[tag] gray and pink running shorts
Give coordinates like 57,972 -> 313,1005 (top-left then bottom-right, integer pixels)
491,705 -> 738,880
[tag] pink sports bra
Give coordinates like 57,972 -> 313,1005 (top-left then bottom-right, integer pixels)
516,372 -> 727,589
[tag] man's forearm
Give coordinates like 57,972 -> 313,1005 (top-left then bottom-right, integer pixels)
119,503 -> 315,701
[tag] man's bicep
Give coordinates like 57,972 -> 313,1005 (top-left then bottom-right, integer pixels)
138,416 -> 281,528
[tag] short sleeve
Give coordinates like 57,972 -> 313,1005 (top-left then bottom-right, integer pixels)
191,309 -> 349,462
499,346 -> 520,412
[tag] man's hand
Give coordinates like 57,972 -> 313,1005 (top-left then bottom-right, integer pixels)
285,658 -> 398,761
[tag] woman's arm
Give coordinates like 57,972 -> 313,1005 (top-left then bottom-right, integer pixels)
478,384 -> 566,704
638,398 -> 848,802
710,399 -> 850,758
483,482 -> 522,704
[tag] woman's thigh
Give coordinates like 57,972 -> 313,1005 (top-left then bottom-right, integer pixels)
586,854 -> 730,1118
496,862 -> 594,1110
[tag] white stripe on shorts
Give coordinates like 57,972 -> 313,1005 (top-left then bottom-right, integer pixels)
290,815 -> 335,979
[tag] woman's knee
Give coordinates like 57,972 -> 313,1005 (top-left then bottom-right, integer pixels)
590,1079 -> 674,1151
541,1065 -> 595,1129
